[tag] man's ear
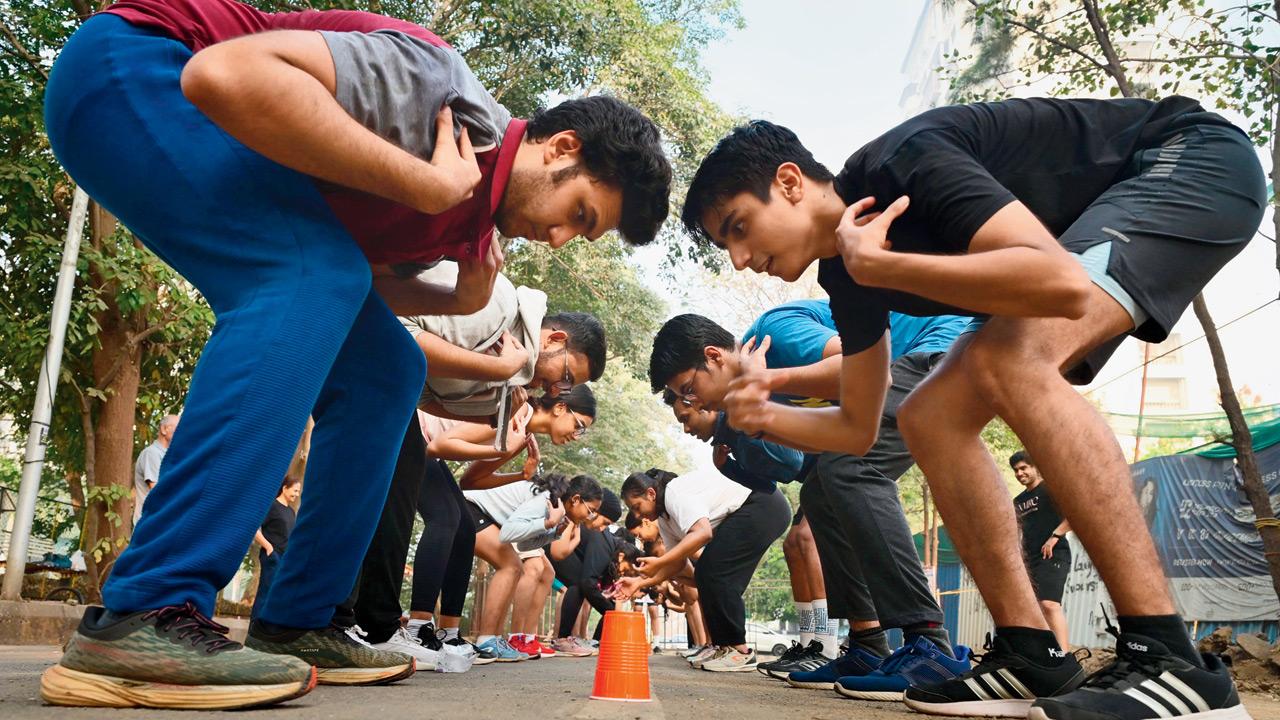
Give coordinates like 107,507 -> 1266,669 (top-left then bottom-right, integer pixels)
775,161 -> 805,205
705,345 -> 725,367
543,329 -> 568,350
543,130 -> 583,164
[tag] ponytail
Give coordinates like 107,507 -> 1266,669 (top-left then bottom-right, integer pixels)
530,472 -> 602,507
532,384 -> 597,419
620,467 -> 676,518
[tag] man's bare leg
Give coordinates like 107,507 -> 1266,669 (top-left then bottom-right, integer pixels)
960,289 -> 1172,618
1040,600 -> 1069,650
899,335 -> 1047,631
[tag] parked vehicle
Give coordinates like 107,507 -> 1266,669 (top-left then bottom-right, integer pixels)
745,622 -> 799,656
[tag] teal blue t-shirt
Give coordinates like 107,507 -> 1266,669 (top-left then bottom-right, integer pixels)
740,299 -> 966,374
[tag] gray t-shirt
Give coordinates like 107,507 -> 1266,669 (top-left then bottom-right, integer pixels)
132,441 -> 167,523
319,30 -> 512,159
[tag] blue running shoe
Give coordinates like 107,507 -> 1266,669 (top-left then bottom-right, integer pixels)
475,636 -> 527,663
835,637 -> 972,702
788,646 -> 884,690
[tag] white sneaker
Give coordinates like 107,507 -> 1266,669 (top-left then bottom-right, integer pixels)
372,626 -> 441,671
344,624 -> 374,647
680,644 -> 709,659
702,647 -> 757,672
689,645 -> 723,669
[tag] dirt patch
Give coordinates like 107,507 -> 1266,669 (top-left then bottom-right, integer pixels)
1196,628 -> 1280,695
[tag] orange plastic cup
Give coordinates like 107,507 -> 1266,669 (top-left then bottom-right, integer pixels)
589,610 -> 652,702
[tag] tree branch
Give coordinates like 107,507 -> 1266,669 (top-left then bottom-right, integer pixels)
966,0 -> 1110,76
1080,0 -> 1134,96
0,14 -> 48,80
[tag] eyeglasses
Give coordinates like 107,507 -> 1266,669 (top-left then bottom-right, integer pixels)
569,410 -> 589,439
673,368 -> 703,407
550,350 -> 576,394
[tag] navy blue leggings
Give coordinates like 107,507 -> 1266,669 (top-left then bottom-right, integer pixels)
44,15 -> 425,628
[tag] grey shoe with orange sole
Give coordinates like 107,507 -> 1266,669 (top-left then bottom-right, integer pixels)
41,603 -> 316,710
245,619 -> 415,685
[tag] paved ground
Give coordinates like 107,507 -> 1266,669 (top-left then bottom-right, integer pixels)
3,646 -> 1279,719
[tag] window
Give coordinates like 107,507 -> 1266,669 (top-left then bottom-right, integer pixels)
1145,377 -> 1187,410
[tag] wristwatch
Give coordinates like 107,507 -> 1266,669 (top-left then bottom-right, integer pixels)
1052,533 -> 1066,540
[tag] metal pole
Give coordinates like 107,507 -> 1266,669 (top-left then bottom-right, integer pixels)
2,187 -> 88,600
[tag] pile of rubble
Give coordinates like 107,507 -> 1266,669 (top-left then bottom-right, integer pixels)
1196,627 -> 1280,694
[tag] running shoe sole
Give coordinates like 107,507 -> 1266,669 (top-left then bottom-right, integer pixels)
704,663 -> 758,673
316,660 -> 415,686
41,664 -> 317,710
788,677 -> 836,690
1026,705 -> 1252,720
904,696 -> 1033,717
834,685 -> 907,702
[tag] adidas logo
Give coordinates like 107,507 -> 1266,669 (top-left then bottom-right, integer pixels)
1127,642 -> 1149,652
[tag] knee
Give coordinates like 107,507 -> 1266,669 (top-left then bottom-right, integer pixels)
961,339 -> 1053,418
897,385 -> 942,448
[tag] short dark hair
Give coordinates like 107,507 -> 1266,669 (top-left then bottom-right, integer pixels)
624,511 -> 642,530
279,476 -> 301,495
681,120 -> 833,246
544,312 -> 607,382
532,472 -> 603,506
526,96 -> 672,247
1009,450 -> 1033,469
648,314 -> 735,393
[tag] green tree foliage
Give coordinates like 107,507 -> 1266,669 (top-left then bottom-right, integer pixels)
1,0 -> 736,595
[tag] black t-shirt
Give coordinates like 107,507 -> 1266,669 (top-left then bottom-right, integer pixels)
820,95 -> 1227,355
1014,483 -> 1069,562
261,500 -> 297,555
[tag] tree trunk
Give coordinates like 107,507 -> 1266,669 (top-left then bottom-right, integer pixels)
79,202 -> 146,597
1191,295 -> 1280,608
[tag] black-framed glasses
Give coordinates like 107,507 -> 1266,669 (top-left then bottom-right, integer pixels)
551,350 -> 576,394
673,368 -> 703,407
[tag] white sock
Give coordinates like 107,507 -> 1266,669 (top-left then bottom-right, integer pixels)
406,618 -> 429,633
796,601 -> 815,646
812,599 -> 838,659
477,634 -> 495,644
442,627 -> 460,641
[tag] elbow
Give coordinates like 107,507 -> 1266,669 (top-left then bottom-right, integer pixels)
1052,264 -> 1091,320
180,49 -> 236,112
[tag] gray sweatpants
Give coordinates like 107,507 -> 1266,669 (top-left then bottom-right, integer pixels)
799,351 -> 945,629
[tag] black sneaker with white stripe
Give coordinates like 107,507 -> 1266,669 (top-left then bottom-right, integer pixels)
766,640 -> 830,680
1028,630 -> 1249,720
758,641 -> 805,677
904,633 -> 1085,717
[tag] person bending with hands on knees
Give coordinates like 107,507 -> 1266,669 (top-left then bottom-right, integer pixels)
462,473 -> 604,662
41,0 -> 670,707
617,468 -> 790,673
683,97 -> 1263,720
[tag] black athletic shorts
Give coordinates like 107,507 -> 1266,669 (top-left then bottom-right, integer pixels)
1027,554 -> 1071,604
1057,115 -> 1266,384
465,500 -> 499,533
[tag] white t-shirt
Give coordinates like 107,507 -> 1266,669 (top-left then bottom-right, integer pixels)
656,469 -> 752,547
464,481 -> 536,525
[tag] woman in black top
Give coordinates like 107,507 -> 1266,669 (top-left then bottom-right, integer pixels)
252,477 -> 300,619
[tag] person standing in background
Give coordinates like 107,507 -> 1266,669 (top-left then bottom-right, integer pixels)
132,414 -> 179,525
253,478 -> 302,620
1011,452 -> 1072,651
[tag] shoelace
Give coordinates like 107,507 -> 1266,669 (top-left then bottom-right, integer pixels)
957,630 -> 1024,676
392,627 -> 426,647
495,637 -> 521,655
143,602 -> 239,653
1082,619 -> 1169,690
777,641 -> 804,662
340,624 -> 374,647
875,643 -> 918,674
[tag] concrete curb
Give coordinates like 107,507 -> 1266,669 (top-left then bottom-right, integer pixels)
0,600 -> 250,646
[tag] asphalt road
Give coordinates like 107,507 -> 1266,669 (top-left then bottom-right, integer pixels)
3,646 -> 1279,720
